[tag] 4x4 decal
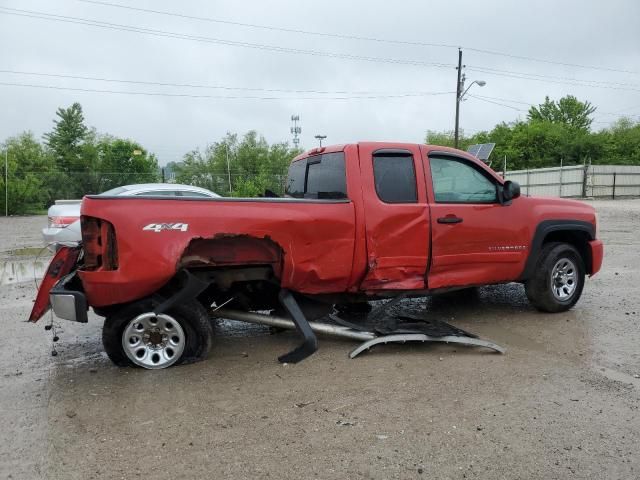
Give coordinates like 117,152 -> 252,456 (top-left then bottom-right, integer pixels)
142,223 -> 189,233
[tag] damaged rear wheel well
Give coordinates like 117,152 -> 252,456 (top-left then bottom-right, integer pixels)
177,234 -> 284,276
194,265 -> 282,311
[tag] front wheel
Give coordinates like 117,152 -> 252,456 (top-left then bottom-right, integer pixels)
525,242 -> 585,313
102,298 -> 213,369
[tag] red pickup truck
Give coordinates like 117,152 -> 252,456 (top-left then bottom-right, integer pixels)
30,142 -> 603,369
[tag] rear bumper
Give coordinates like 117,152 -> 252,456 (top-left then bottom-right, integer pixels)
589,239 -> 604,276
50,273 -> 88,323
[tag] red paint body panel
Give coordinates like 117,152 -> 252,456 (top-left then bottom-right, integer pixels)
358,143 -> 430,290
589,239 -> 604,276
79,196 -> 358,307
59,142 -> 600,309
29,246 -> 81,322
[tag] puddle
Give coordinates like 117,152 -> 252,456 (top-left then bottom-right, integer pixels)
9,247 -> 49,256
0,258 -> 50,285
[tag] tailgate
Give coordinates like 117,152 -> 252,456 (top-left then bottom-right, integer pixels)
29,246 -> 82,322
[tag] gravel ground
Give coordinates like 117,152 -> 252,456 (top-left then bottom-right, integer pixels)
0,201 -> 638,480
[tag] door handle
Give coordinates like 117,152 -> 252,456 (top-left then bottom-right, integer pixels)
437,216 -> 463,224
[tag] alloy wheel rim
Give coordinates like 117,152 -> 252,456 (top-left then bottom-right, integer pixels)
122,313 -> 185,369
550,258 -> 578,301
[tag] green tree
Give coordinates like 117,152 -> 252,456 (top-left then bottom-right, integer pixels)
528,95 -> 596,131
1,132 -> 56,214
425,95 -> 632,171
175,131 -> 301,197
594,117 -> 640,165
96,137 -> 159,191
43,102 -> 88,172
42,103 -> 91,199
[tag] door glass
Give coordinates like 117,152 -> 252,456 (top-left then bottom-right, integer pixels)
373,154 -> 417,203
430,157 -> 497,203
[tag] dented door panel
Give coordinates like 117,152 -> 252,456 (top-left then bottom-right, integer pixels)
357,143 -> 430,290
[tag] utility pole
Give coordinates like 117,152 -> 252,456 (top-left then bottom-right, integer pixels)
225,143 -> 232,194
4,149 -> 8,217
454,48 -> 463,149
314,135 -> 327,147
290,115 -> 301,148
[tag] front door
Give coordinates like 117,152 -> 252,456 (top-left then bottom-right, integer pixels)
358,144 -> 430,290
425,152 -> 530,289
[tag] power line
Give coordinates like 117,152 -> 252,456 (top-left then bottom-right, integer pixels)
3,7 -> 637,94
470,94 -> 640,119
77,0 -> 453,49
0,7 -> 453,69
467,95 -> 525,112
0,81 -> 454,100
0,69 -> 448,96
3,6 -> 636,94
466,67 -> 640,92
468,94 -> 640,129
79,0 -> 638,76
467,66 -> 639,89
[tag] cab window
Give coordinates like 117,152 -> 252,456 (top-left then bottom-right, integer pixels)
430,156 -> 497,203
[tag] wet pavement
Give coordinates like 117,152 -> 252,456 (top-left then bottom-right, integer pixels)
0,203 -> 639,479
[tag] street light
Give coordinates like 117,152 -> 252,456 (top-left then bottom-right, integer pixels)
454,76 -> 486,148
314,135 -> 327,147
460,79 -> 486,98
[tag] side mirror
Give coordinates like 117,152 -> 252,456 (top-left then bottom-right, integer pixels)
502,180 -> 521,202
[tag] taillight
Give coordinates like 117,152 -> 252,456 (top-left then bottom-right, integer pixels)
81,216 -> 118,271
49,216 -> 79,228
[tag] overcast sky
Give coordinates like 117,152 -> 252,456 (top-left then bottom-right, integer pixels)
1,0 -> 639,165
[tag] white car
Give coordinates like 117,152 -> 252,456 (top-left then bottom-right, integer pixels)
42,183 -> 220,249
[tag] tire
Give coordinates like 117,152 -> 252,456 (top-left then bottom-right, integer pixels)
102,298 -> 213,369
525,242 -> 585,313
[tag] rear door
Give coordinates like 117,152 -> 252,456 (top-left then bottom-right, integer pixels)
424,151 -> 529,289
358,144 -> 430,290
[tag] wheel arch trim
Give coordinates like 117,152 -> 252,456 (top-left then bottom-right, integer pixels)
519,220 -> 595,281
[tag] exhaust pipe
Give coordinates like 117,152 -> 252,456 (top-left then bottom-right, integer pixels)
215,308 -> 375,342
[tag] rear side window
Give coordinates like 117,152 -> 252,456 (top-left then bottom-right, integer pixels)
177,191 -> 213,198
135,190 -> 177,196
373,153 -> 417,203
286,152 -> 347,199
286,159 -> 306,197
